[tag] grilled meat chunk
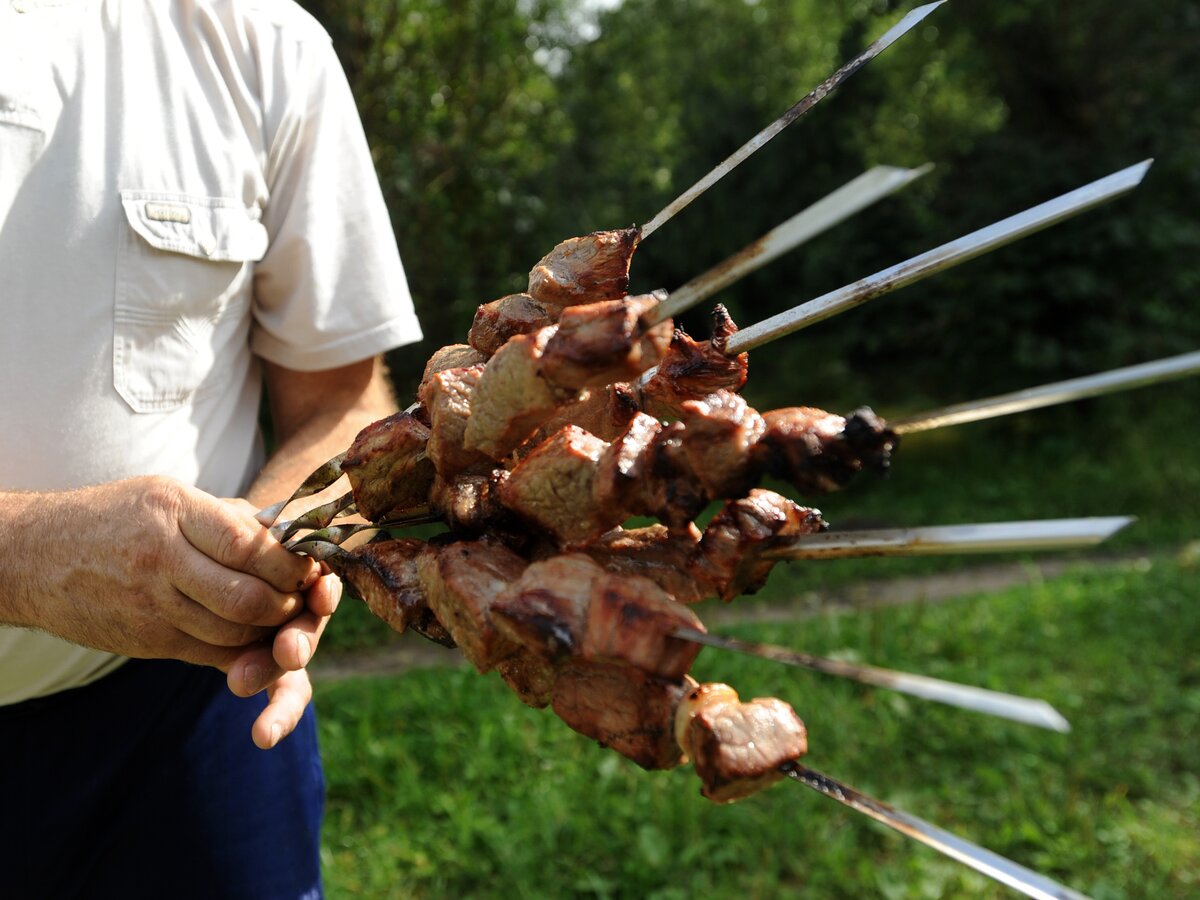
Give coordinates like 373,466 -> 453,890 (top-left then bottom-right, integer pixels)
468,293 -> 556,356
540,294 -> 673,391
421,343 -> 488,390
343,539 -> 455,647
527,227 -> 641,308
342,412 -> 436,521
420,364 -> 495,478
428,473 -> 513,534
675,683 -> 808,803
498,426 -> 612,547
678,390 -> 766,499
700,489 -> 826,600
641,306 -> 748,418
521,383 -> 641,449
418,538 -> 529,672
584,524 -> 713,605
463,327 -> 572,459
592,412 -> 662,515
756,406 -> 898,495
495,650 -> 557,709
552,661 -> 690,770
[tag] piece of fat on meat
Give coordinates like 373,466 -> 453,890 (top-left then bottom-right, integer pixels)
498,425 -> 614,548
463,327 -> 569,460
552,661 -> 691,771
527,227 -> 640,308
342,412 -> 436,521
468,293 -> 556,356
539,294 -> 673,391
420,364 -> 495,478
417,538 -> 529,672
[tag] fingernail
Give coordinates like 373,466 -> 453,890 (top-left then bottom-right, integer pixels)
296,632 -> 312,667
328,576 -> 343,608
269,723 -> 282,747
243,664 -> 264,693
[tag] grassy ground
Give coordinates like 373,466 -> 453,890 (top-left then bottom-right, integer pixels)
315,553 -> 1199,898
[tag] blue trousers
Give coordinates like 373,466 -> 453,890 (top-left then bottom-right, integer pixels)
0,658 -> 324,899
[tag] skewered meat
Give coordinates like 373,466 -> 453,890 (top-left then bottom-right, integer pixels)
520,383 -> 641,448
421,343 -> 488,389
675,683 -> 808,803
540,293 -> 673,391
527,227 -> 641,307
583,525 -> 712,606
341,539 -> 455,648
677,390 -> 765,499
417,538 -> 529,672
755,406 -> 897,494
551,661 -> 691,770
641,306 -> 749,418
420,364 -> 495,477
342,412 -> 436,520
491,554 -> 705,679
428,473 -> 513,534
495,651 -> 557,709
468,293 -> 556,356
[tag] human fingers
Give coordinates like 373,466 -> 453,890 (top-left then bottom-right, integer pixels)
251,669 -> 313,750
176,487 -> 319,593
172,547 -> 308,627
226,643 -> 285,699
161,587 -> 277,647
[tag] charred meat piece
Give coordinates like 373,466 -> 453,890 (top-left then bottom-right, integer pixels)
552,661 -> 690,771
495,650 -> 557,709
342,412 -> 436,521
527,227 -> 641,308
343,539 -> 455,648
468,293 -> 556,356
592,412 -> 662,515
463,327 -> 573,460
678,390 -> 766,499
418,538 -> 529,672
498,426 -> 612,547
584,524 -> 714,606
675,683 -> 808,803
540,294 -> 674,391
520,383 -> 641,449
641,306 -> 748,418
420,343 -> 488,390
755,406 -> 898,496
492,554 -> 704,680
625,421 -> 709,529
699,489 -> 826,600
428,472 -> 512,535
420,364 -> 496,478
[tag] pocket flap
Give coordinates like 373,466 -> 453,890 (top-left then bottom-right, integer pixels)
119,190 -> 268,262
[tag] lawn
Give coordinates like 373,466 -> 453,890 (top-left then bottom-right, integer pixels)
315,553 -> 1199,898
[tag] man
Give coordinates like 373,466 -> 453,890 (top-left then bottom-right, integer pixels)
0,0 -> 420,895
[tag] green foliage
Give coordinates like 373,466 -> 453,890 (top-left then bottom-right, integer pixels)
316,555 -> 1200,898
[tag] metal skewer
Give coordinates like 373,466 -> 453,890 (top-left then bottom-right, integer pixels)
270,491 -> 357,543
674,627 -> 1069,731
725,160 -> 1153,354
651,164 -> 933,322
784,765 -> 1090,899
639,1 -> 946,239
892,349 -> 1200,434
765,516 -> 1134,560
255,452 -> 348,527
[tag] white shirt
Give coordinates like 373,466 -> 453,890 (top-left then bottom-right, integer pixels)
0,0 -> 423,703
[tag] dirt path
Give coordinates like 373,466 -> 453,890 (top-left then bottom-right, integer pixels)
311,553 -> 1149,683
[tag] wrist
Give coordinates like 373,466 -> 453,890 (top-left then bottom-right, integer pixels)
0,489 -> 59,628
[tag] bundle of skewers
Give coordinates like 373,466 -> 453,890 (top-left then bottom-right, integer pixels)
264,4 -> 1200,897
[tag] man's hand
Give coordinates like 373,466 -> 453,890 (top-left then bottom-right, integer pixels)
0,476 -> 321,670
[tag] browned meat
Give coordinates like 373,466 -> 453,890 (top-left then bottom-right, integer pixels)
427,472 -> 512,534
520,383 -> 641,449
624,421 -> 709,529
495,650 -> 557,709
420,364 -> 495,478
641,306 -> 748,418
491,554 -> 704,679
584,525 -> 713,605
463,327 -> 572,459
551,661 -> 690,770
343,539 -> 456,648
468,293 -> 556,356
342,412 -> 436,521
540,294 -> 673,391
755,406 -> 898,496
497,426 -> 612,547
527,227 -> 641,308
592,412 -> 662,515
678,390 -> 765,499
417,538 -> 529,672
675,683 -> 807,803
699,489 -> 826,600
420,343 -> 488,390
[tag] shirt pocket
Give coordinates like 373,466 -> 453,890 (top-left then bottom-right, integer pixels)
114,190 -> 269,413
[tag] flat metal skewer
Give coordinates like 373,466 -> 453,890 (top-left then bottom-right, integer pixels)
766,516 -> 1134,560
255,451 -> 348,527
639,1 -> 946,239
725,160 -> 1153,354
270,491 -> 357,543
784,765 -> 1090,899
651,164 -> 933,322
674,627 -> 1069,731
892,349 -> 1200,434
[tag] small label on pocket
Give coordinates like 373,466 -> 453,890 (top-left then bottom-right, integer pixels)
144,202 -> 192,224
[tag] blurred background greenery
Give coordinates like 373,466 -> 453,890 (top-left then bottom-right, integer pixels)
292,1 -> 1200,896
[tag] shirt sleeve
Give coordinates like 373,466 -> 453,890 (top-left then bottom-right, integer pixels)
250,29 -> 422,372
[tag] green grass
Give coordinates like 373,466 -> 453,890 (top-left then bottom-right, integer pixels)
316,553 -> 1200,899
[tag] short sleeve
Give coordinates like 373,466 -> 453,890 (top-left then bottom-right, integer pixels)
250,32 -> 422,371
